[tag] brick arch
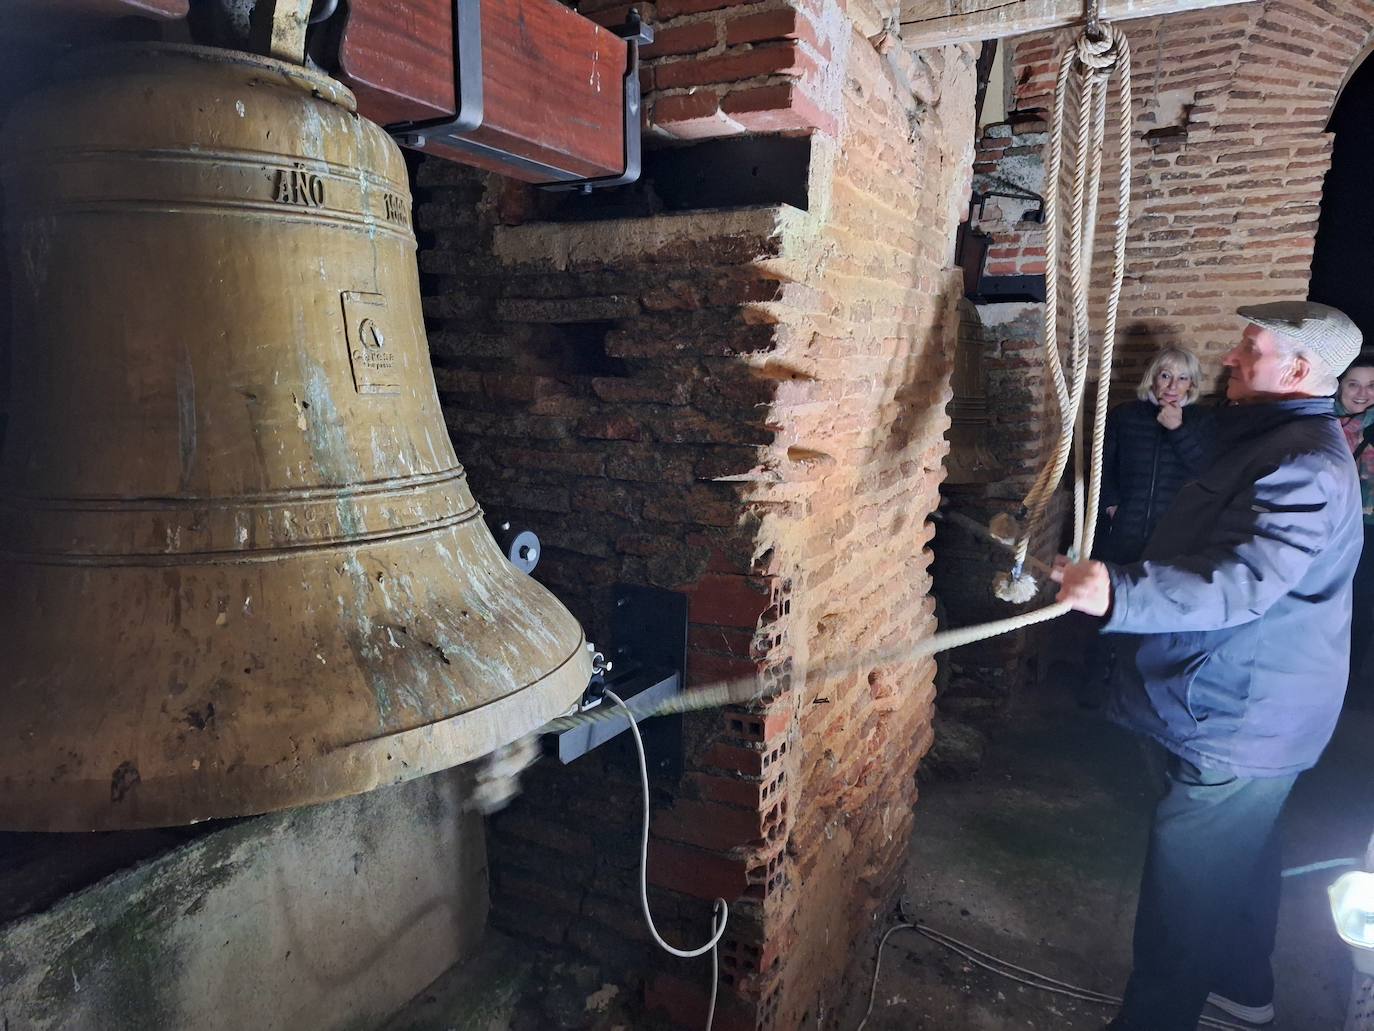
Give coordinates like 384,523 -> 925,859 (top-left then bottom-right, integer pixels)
1001,0 -> 1374,386
1332,29 -> 1374,123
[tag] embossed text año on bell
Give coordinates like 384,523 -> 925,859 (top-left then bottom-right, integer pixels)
0,44 -> 591,831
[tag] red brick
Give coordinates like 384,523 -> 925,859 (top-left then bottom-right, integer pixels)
722,706 -> 790,744
654,43 -> 805,91
685,574 -> 772,628
719,82 -> 836,136
699,742 -> 767,776
724,7 -> 818,48
687,770 -> 775,808
642,20 -> 719,58
652,91 -> 745,140
687,649 -> 760,689
654,798 -> 767,850
646,839 -> 749,900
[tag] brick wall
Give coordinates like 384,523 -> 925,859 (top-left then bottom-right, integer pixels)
931,1 -> 1374,704
1007,0 -> 1374,395
928,113 -> 1065,713
581,0 -> 844,140
413,8 -> 978,1027
970,111 -> 1049,279
749,33 -> 975,1031
933,299 -> 1066,716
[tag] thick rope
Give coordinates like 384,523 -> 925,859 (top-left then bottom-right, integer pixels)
1007,26 -> 1131,590
541,24 -> 1134,735
1015,27 -> 1130,575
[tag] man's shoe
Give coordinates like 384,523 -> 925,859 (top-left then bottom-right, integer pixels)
1206,992 -> 1275,1025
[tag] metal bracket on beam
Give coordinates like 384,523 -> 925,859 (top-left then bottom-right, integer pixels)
385,2 -> 650,192
386,0 -> 485,147
542,10 -> 653,193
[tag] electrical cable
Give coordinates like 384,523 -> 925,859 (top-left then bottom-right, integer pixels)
855,923 -> 913,1031
605,689 -> 728,1031
1282,857 -> 1360,878
856,921 -> 1252,1031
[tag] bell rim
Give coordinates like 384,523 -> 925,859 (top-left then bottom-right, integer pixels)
0,633 -> 592,832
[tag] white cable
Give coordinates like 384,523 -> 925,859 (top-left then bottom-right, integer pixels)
857,922 -> 1252,1031
855,923 -> 914,1031
605,689 -> 729,1031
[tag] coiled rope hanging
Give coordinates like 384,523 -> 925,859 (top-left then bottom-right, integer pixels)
543,14 -> 1134,735
1004,14 -> 1133,597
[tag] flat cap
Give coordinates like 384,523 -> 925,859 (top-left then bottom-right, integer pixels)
1236,300 -> 1363,376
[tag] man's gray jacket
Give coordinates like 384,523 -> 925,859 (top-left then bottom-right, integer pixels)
1104,397 -> 1362,777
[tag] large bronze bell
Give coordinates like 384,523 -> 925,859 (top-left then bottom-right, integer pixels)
0,44 -> 591,831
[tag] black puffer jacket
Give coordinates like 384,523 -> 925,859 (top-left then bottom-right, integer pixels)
1097,399 -> 1214,563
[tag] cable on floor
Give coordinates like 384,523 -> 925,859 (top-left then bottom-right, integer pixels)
856,921 -> 1252,1031
606,688 -> 728,1031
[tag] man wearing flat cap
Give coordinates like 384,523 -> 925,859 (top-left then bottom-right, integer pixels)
1054,301 -> 1365,1031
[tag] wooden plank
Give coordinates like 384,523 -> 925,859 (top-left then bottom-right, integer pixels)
338,0 -> 455,125
461,0 -> 627,180
899,0 -> 1260,48
339,0 -> 627,182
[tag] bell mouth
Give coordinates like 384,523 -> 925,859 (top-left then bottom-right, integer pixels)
56,41 -> 358,114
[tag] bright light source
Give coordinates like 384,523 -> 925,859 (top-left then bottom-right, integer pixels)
1329,871 -> 1374,976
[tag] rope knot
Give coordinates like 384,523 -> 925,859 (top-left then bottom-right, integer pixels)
1074,23 -> 1126,71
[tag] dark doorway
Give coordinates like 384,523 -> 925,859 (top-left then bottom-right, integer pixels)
1310,54 -> 1374,342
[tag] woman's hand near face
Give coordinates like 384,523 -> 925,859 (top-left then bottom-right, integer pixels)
1157,402 -> 1183,430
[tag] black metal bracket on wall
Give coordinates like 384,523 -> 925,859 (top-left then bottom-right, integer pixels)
384,1 -> 652,192
955,220 -> 1047,305
552,584 -> 686,777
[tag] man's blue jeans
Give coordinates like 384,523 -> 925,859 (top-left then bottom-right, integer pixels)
1115,743 -> 1298,1030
